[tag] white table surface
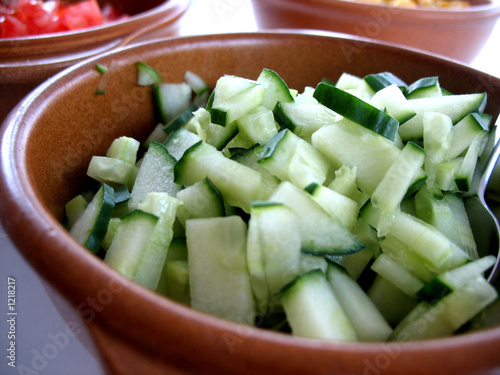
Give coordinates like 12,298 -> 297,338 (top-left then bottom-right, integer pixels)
1,0 -> 499,374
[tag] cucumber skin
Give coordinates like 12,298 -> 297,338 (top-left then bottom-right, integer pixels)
313,82 -> 399,142
85,184 -> 116,253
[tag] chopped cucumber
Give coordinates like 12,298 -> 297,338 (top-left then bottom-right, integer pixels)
256,68 -> 294,110
312,117 -> 401,195
270,181 -> 365,255
247,202 -> 302,312
398,93 -> 487,141
186,216 -> 255,325
174,141 -> 262,213
153,82 -> 192,125
70,184 -> 115,253
280,269 -> 357,341
137,61 -> 163,86
65,68 -> 497,342
129,141 -> 181,209
326,261 -> 393,341
313,82 -> 399,141
104,209 -> 159,278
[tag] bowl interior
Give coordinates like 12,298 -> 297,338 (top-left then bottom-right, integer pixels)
2,32 -> 500,374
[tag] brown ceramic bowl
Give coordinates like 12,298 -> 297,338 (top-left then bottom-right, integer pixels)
2,31 -> 500,375
0,0 -> 189,121
250,0 -> 500,63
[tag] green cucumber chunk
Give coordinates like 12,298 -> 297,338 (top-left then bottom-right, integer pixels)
313,82 -> 399,141
70,184 -> 115,253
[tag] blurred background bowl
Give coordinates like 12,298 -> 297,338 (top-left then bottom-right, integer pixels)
1,31 -> 500,375
0,0 -> 190,121
250,0 -> 500,63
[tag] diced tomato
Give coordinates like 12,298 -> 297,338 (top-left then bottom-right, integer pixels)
58,0 -> 103,31
1,14 -> 29,38
16,0 -> 61,35
1,0 -> 127,38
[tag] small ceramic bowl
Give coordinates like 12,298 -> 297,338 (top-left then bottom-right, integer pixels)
250,0 -> 500,63
2,32 -> 500,375
0,0 -> 190,121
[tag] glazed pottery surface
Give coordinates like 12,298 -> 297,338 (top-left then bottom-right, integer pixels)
250,0 -> 500,63
1,32 -> 500,375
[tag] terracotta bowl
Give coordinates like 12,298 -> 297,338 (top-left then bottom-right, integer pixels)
250,0 -> 500,63
2,31 -> 500,375
0,0 -> 190,121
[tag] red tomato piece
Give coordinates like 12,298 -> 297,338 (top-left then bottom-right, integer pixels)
1,14 -> 29,38
16,0 -> 61,35
58,0 -> 104,31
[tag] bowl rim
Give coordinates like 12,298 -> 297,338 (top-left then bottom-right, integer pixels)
2,30 -> 500,373
251,0 -> 500,18
0,0 -> 189,44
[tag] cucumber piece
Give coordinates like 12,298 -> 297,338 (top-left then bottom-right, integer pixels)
184,70 -> 209,96
448,112 -> 490,159
328,165 -> 369,208
104,209 -> 159,278
87,156 -> 137,187
233,105 -> 277,146
367,275 -> 418,327
186,216 -> 255,325
405,76 -> 441,99
230,146 -> 280,200
137,61 -> 163,86
398,93 -> 487,141
371,141 -> 425,235
391,276 -> 497,341
101,217 -> 120,251
259,129 -> 331,189
129,141 -> 182,209
163,104 -> 198,136
192,107 -> 239,150
312,117 -> 402,195
385,211 -> 471,275
335,72 -> 363,91
258,129 -> 300,182
417,255 -> 496,303
333,219 -> 380,280
313,82 -> 399,142
175,178 -> 225,227
134,193 -> 180,290
174,141 -> 262,213
363,72 -> 408,94
106,136 -> 140,165
422,112 -> 453,198
210,75 -> 264,126
273,101 -> 338,143
70,184 -> 115,253
247,202 -> 302,312
65,194 -> 88,229
299,254 -> 328,274
280,269 -> 357,341
270,181 -> 365,255
256,68 -> 294,110
305,182 -> 359,230
435,158 -> 462,193
164,260 -> 190,305
371,253 -> 425,298
415,189 -> 478,259
326,261 -> 393,341
153,82 -> 192,125
370,84 -> 416,124
156,237 -> 188,296
455,130 -> 489,192
164,126 -> 203,161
